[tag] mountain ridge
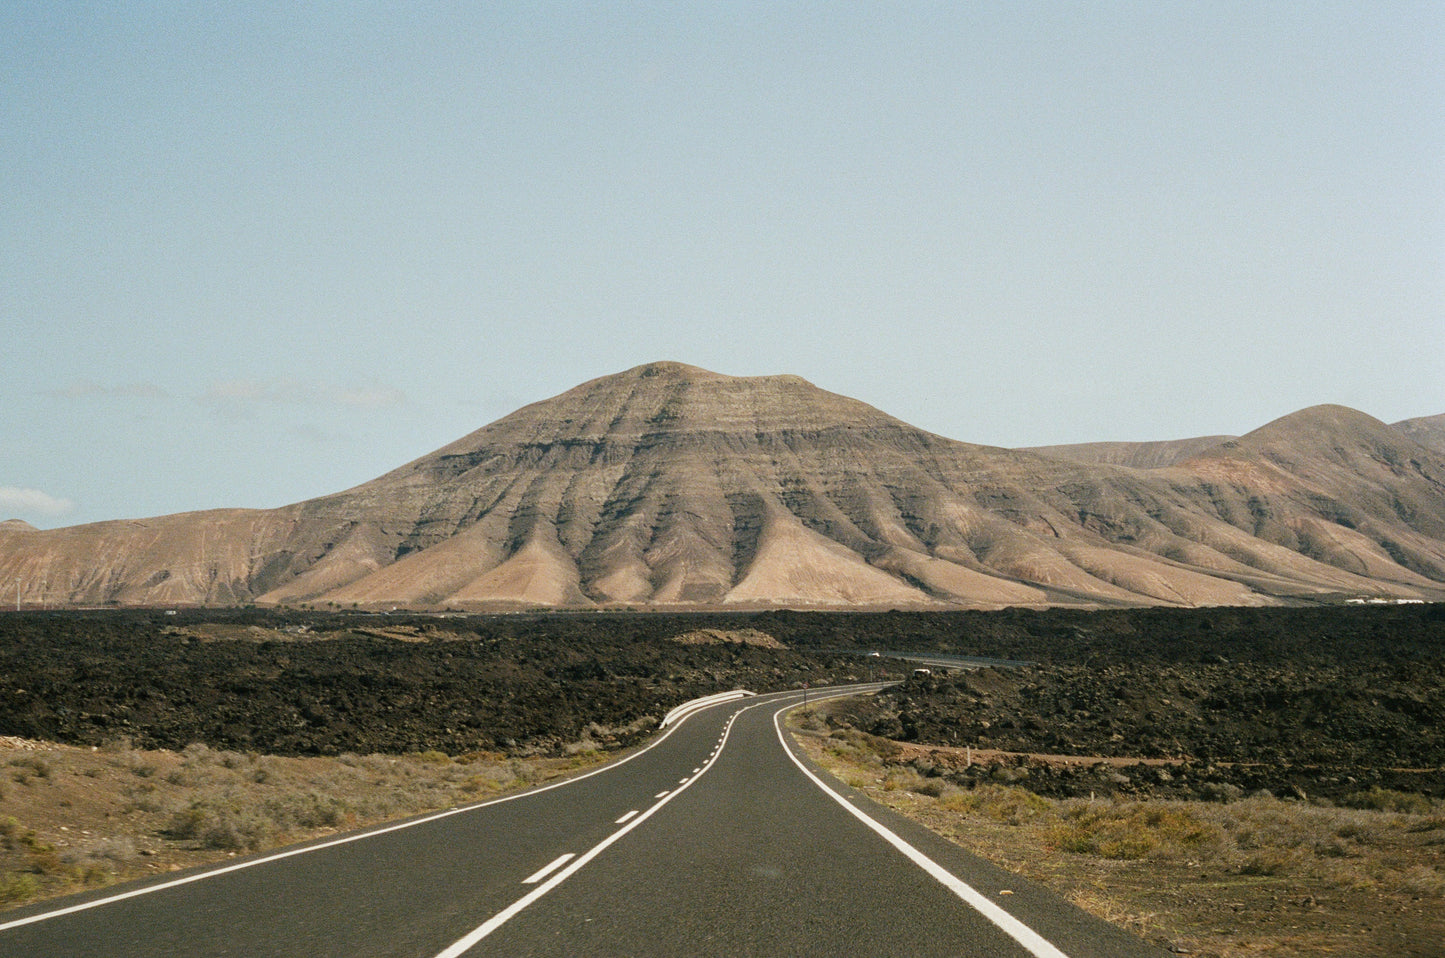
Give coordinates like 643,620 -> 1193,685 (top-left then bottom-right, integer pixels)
4,363 -> 1444,610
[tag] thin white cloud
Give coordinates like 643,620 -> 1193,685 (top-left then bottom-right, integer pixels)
335,385 -> 407,409
0,486 -> 77,517
199,378 -> 407,413
47,380 -> 169,400
199,378 -> 285,408
292,423 -> 349,445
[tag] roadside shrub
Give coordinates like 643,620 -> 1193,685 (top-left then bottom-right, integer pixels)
200,814 -> 272,852
70,836 -> 138,864
941,784 -> 1052,825
1405,814 -> 1445,835
165,805 -> 209,842
913,778 -> 950,799
180,743 -> 214,764
8,755 -> 51,781
563,740 -> 599,758
881,768 -> 927,792
459,775 -> 495,795
1198,782 -> 1243,803
1397,864 -> 1445,898
266,793 -> 348,830
1342,787 -> 1434,815
1051,801 -> 1222,860
0,873 -> 40,904
164,766 -> 205,787
1237,848 -> 1297,876
166,802 -> 275,851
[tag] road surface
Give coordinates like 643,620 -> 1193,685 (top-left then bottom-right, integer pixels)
0,685 -> 1161,957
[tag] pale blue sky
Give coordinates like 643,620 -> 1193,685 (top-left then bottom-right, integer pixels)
3,2 -> 1442,528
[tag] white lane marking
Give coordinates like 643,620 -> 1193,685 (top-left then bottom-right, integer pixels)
614,810 -> 639,824
654,791 -> 669,799
431,708 -> 750,958
772,701 -> 1071,958
692,767 -> 701,774
679,777 -> 689,784
0,683 -> 887,941
0,698 -> 707,935
522,854 -> 575,885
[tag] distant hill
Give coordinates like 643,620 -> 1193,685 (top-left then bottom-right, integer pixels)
1394,413 -> 1445,456
1027,436 -> 1237,469
1033,412 -> 1445,468
4,363 -> 1443,609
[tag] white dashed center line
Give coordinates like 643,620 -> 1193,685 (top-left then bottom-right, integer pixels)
614,810 -> 639,824
432,707 -> 749,958
522,854 -> 575,885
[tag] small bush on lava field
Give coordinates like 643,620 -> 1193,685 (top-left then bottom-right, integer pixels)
0,873 -> 40,904
7,755 -> 51,783
166,801 -> 280,852
939,784 -> 1051,826
1341,786 -> 1434,815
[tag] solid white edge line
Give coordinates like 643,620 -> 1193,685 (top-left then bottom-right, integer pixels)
430,707 -> 752,958
0,699 -> 703,935
522,854 -> 576,885
772,700 -> 1071,958
429,685 -> 888,958
0,683 -> 884,941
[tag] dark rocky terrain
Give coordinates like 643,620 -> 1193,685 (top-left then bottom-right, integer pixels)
0,609 -> 870,757
2,605 -> 1441,807
816,604 -> 1445,802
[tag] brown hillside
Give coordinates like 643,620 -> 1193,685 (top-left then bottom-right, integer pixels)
3,364 -> 1444,609
1395,413 -> 1445,456
1028,435 -> 1236,468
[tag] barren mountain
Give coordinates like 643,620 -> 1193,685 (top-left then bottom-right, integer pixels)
4,363 -> 1444,610
1394,413 -> 1445,456
1029,436 -> 1237,469
1035,412 -> 1445,468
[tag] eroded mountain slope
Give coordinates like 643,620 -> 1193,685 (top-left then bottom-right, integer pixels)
4,363 -> 1443,609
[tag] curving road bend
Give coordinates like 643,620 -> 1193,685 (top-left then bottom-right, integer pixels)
0,685 -> 1162,958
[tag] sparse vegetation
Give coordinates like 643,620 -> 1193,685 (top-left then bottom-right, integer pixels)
3,604 -> 1442,956
0,737 -> 611,908
794,708 -> 1445,958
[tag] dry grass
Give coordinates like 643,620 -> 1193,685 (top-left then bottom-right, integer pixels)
0,737 -> 607,909
792,716 -> 1445,957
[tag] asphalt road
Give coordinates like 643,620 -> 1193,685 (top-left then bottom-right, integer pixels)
0,685 -> 1162,958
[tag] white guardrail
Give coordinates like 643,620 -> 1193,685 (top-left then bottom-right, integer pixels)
659,689 -> 756,728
